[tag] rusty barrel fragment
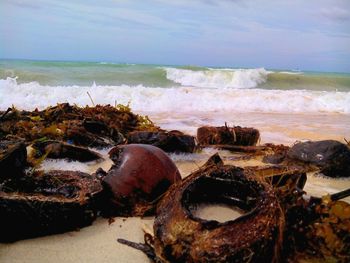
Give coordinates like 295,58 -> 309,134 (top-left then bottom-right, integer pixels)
197,125 -> 260,146
101,144 -> 181,216
153,156 -> 284,263
0,170 -> 103,242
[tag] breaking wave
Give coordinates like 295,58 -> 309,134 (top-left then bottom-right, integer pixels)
164,67 -> 269,89
1,77 -> 349,114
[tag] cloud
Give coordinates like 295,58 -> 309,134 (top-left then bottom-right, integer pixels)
2,0 -> 43,9
320,7 -> 350,22
1,0 -> 350,71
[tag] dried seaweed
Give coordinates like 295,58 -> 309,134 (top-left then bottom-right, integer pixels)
0,103 -> 160,146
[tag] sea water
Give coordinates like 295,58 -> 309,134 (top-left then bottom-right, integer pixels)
1,59 -> 349,199
1,59 -> 349,144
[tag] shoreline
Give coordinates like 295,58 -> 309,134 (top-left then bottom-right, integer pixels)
144,111 -> 350,145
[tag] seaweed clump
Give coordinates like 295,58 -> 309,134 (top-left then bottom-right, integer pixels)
0,103 -> 160,147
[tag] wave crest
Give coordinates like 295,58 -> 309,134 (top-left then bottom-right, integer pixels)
165,67 -> 269,89
1,77 -> 349,114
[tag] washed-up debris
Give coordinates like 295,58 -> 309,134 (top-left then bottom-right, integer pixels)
0,170 -> 103,242
262,144 -> 291,164
1,103 -> 350,262
31,140 -> 103,162
117,155 -> 293,262
150,155 -> 285,263
281,187 -> 350,263
127,130 -> 196,153
197,125 -> 260,146
0,140 -> 27,179
118,154 -> 350,262
0,103 -> 159,147
287,140 -> 350,178
100,144 -> 181,217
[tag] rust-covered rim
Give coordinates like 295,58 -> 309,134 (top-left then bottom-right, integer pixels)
153,162 -> 284,263
181,169 -> 262,227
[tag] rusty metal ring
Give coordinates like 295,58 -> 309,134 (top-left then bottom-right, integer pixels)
153,164 -> 284,263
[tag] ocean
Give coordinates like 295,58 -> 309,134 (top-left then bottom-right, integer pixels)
1,59 -> 349,144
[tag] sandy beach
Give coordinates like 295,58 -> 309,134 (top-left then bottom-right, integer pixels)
1,114 -> 349,262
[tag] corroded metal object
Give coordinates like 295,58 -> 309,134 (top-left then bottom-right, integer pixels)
127,130 -> 196,153
0,170 -> 103,242
197,125 -> 260,146
152,155 -> 284,263
102,144 -> 181,216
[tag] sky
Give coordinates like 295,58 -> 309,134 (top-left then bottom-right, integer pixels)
1,0 -> 350,72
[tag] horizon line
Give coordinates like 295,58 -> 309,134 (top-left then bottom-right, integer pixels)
1,57 -> 349,74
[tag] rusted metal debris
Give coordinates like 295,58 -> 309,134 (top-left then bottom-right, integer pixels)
1,104 -> 350,262
99,144 -> 181,217
118,154 -> 350,263
197,124 -> 260,146
127,130 -> 196,153
0,170 -> 103,242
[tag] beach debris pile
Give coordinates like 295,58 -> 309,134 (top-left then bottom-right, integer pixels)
143,155 -> 285,263
118,154 -> 350,263
0,103 -> 159,148
0,168 -> 103,242
0,104 -> 183,241
1,103 -> 350,262
285,191 -> 350,262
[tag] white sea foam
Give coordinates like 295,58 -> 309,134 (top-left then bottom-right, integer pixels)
0,77 -> 349,114
278,71 -> 303,75
164,67 -> 269,89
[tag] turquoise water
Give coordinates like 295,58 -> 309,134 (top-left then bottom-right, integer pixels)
1,59 -> 349,91
0,60 -> 174,87
1,59 -> 350,114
